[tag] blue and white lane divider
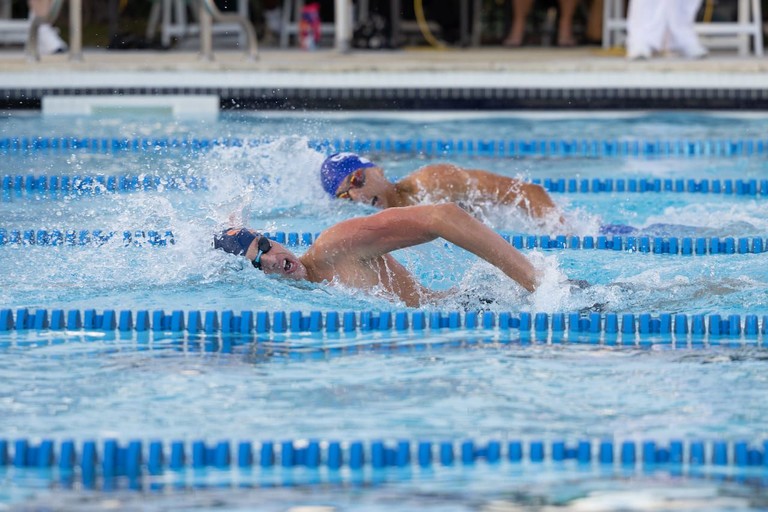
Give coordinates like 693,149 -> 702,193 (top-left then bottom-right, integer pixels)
3,309 -> 768,339
2,174 -> 206,194
2,438 -> 767,473
325,138 -> 768,158
505,233 -> 767,255
3,229 -> 767,255
1,136 -> 767,158
6,174 -> 768,198
535,177 -> 768,196
0,230 -> 174,247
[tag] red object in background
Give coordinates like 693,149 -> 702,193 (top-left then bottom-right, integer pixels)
299,3 -> 321,49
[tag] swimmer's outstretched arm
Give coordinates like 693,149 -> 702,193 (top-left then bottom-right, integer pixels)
320,203 -> 539,292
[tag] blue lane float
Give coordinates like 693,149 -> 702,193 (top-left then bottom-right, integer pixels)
321,138 -> 768,159
2,229 -> 766,255
2,437 -> 766,473
2,308 -> 767,339
535,177 -> 768,196
1,174 -> 206,196
0,229 -> 175,247
5,174 -> 768,198
505,233 -> 767,255
1,136 -> 767,158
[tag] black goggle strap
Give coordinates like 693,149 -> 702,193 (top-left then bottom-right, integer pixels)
251,236 -> 272,270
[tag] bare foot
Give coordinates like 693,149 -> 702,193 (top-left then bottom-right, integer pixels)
502,29 -> 524,47
557,28 -> 577,47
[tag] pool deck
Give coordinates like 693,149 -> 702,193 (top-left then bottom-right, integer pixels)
1,46 -> 767,86
0,44 -> 767,110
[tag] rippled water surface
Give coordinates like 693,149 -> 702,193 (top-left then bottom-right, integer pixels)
1,111 -> 768,510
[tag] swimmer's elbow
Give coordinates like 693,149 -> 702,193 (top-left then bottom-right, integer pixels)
433,202 -> 467,216
426,203 -> 469,226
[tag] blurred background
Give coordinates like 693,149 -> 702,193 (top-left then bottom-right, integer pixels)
2,0 -> 764,52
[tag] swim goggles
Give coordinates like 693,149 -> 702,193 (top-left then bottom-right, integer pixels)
252,236 -> 272,270
336,169 -> 366,199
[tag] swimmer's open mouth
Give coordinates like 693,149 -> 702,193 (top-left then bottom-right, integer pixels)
284,259 -> 293,273
371,196 -> 378,207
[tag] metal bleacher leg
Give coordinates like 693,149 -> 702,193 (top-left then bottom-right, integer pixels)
458,0 -> 482,47
602,0 -> 621,49
147,1 -> 160,40
279,0 -> 296,47
471,0 -> 482,47
199,0 -> 212,60
750,0 -> 764,56
237,0 -> 248,47
161,0 -> 173,46
738,0 -> 748,55
390,0 -> 400,47
335,0 -> 352,51
69,0 -> 81,59
736,0 -> 764,57
198,0 -> 258,59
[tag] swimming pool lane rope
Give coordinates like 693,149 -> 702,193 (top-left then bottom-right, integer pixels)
3,308 -> 767,340
3,437 -> 767,475
0,229 -> 174,247
5,174 -> 768,198
1,136 -> 767,158
3,228 -> 767,256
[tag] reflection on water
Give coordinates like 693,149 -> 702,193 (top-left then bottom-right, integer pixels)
6,465 -> 768,512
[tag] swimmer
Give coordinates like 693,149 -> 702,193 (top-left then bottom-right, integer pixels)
214,203 -> 539,308
319,153 -> 563,226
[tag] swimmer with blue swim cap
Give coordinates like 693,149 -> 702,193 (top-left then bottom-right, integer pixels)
213,204 -> 540,307
320,152 -> 563,224
320,153 -> 377,199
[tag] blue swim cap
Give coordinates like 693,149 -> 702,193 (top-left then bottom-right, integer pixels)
214,228 -> 259,256
320,152 -> 376,197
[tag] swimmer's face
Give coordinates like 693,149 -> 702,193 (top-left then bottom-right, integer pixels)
246,239 -> 307,280
335,167 -> 390,208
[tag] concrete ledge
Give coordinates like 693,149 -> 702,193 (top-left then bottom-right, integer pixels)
1,48 -> 766,110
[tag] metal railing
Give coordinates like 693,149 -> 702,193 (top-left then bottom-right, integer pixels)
198,0 -> 257,60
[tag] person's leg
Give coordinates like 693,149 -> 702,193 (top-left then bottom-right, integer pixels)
584,0 -> 602,44
556,0 -> 579,46
28,0 -> 67,55
503,0 -> 534,46
666,0 -> 706,57
626,0 -> 665,59
27,0 -> 51,17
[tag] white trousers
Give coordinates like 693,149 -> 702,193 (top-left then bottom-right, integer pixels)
627,0 -> 706,58
36,22 -> 66,55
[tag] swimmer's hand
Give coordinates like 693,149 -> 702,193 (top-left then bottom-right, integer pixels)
567,278 -> 591,289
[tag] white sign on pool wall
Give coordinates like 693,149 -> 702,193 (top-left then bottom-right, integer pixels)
42,95 -> 219,118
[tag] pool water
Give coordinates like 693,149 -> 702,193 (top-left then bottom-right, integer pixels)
1,111 -> 768,511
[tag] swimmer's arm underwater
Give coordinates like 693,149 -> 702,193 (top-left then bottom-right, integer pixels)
318,203 -> 540,292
